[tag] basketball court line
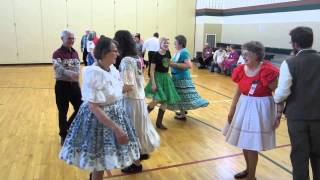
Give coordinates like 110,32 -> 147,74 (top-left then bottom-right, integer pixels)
105,144 -> 291,179
187,116 -> 293,175
103,115 -> 291,178
193,82 -> 233,99
105,153 -> 243,178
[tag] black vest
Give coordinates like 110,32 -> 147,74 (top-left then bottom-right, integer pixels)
285,49 -> 320,121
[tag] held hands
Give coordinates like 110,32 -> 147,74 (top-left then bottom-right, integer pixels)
273,102 -> 284,129
70,72 -> 79,81
169,59 -> 175,67
122,84 -> 133,93
273,114 -> 281,129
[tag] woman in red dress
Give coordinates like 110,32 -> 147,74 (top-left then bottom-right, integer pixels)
224,41 -> 280,180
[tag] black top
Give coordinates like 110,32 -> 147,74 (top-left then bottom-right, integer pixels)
151,51 -> 171,73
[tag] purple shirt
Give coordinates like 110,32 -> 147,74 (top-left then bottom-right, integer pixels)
202,47 -> 213,59
228,51 -> 239,62
223,50 -> 240,69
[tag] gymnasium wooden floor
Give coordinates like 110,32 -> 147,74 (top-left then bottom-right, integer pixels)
0,64 -> 294,180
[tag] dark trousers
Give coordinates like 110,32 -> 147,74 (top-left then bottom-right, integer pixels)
147,51 -> 157,77
55,81 -> 82,138
287,120 -> 320,180
82,48 -> 88,66
198,56 -> 213,68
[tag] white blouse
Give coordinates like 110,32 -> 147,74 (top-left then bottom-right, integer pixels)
82,64 -> 123,104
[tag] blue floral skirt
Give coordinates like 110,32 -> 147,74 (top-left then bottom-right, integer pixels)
59,100 -> 140,171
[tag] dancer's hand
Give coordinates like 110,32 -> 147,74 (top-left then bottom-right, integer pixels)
122,84 -> 133,93
114,127 -> 129,145
169,61 -> 175,67
152,83 -> 157,92
70,72 -> 79,81
274,102 -> 284,129
273,112 -> 282,129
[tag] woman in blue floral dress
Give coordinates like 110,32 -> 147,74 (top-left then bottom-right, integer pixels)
59,36 -> 140,180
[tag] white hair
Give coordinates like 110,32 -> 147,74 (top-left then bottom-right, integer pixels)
60,29 -> 74,38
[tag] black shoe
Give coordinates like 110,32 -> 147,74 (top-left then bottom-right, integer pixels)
89,173 -> 92,180
140,154 -> 150,161
121,164 -> 143,174
175,111 -> 188,116
234,170 -> 248,179
156,123 -> 167,130
60,137 -> 65,146
147,105 -> 154,113
174,115 -> 187,121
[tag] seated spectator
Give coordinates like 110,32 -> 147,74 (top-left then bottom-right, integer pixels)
198,43 -> 213,69
230,54 -> 245,75
226,45 -> 231,55
211,45 -> 227,73
222,45 -> 239,75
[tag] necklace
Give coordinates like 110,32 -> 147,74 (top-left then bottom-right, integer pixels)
245,62 -> 262,77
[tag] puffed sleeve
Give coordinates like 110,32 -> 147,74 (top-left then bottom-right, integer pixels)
231,64 -> 245,83
179,49 -> 190,62
119,57 -> 136,86
260,61 -> 280,87
82,67 -> 108,103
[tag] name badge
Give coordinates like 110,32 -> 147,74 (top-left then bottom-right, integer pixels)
248,80 -> 259,96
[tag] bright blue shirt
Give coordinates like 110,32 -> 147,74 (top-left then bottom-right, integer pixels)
171,48 -> 191,79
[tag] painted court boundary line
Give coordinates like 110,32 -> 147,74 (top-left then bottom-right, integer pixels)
104,144 -> 292,179
105,153 -> 243,179
105,80 -> 293,178
183,81 -> 294,175
193,82 -> 233,99
188,116 -> 293,175
104,114 -> 291,179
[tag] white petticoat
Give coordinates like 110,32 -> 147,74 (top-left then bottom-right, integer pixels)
223,95 -> 276,151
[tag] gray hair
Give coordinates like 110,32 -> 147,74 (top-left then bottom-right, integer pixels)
60,29 -> 74,38
175,35 -> 187,48
242,41 -> 265,61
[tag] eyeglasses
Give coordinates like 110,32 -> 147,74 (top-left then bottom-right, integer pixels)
242,52 -> 255,58
111,49 -> 119,53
